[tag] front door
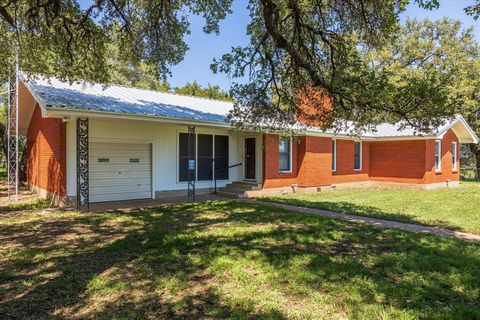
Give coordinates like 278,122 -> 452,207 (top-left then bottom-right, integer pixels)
244,138 -> 256,180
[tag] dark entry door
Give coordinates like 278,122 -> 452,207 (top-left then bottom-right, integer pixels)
244,138 -> 256,180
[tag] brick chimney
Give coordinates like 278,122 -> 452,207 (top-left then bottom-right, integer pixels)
296,85 -> 334,128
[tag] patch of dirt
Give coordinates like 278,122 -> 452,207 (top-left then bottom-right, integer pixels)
0,180 -> 42,210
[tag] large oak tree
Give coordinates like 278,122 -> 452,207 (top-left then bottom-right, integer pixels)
0,0 -> 478,131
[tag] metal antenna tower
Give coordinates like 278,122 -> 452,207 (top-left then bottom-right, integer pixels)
7,44 -> 19,200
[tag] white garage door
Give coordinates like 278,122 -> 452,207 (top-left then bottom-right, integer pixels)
89,142 -> 152,203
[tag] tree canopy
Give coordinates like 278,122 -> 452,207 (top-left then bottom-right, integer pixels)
0,0 -> 479,133
174,81 -> 232,101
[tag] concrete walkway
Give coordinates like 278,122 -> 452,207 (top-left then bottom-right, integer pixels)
248,200 -> 480,241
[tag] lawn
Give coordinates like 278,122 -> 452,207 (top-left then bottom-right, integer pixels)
1,201 -> 479,319
265,182 -> 480,235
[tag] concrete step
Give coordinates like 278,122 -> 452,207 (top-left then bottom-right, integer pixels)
224,184 -> 258,191
219,187 -> 248,194
217,190 -> 247,199
231,181 -> 262,190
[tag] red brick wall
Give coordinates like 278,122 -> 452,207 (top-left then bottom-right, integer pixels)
261,130 -> 461,189
331,140 -> 370,184
297,136 -> 333,187
424,129 -> 460,183
369,140 -> 427,183
262,134 -> 300,188
263,135 -> 337,188
27,104 -> 67,196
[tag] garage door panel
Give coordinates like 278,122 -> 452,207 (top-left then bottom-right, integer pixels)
91,171 -> 151,180
89,142 -> 152,203
89,178 -> 152,188
90,184 -> 151,195
91,160 -> 151,167
90,143 -> 151,151
90,164 -> 151,172
90,192 -> 152,203
90,150 -> 151,158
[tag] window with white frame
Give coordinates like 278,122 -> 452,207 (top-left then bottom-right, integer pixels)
452,142 -> 457,171
279,136 -> 292,172
435,140 -> 442,171
332,140 -> 337,171
354,141 -> 362,170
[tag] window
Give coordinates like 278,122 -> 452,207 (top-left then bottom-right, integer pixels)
179,132 -> 196,182
452,142 -> 457,171
215,135 -> 229,180
279,136 -> 292,172
179,133 -> 229,182
332,140 -> 337,171
435,140 -> 441,171
198,134 -> 213,181
354,141 -> 362,171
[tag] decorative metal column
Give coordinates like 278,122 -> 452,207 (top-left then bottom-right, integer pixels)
187,126 -> 196,202
76,118 -> 89,211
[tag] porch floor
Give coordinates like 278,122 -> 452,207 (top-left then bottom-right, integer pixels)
88,193 -> 228,212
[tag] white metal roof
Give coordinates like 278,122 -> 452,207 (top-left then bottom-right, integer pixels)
20,75 -> 478,143
305,115 -> 478,143
22,75 -> 233,123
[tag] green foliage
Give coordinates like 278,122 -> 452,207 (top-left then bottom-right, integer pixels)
0,0 -> 479,135
214,1 -> 480,134
364,18 -> 479,129
106,42 -> 171,91
174,81 -> 232,101
0,0 -> 233,85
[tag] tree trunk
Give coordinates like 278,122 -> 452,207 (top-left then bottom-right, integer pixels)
0,123 -> 8,164
476,151 -> 480,180
471,144 -> 480,179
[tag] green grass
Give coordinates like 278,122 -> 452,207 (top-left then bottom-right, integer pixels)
0,198 -> 52,212
1,201 -> 479,319
264,182 -> 480,235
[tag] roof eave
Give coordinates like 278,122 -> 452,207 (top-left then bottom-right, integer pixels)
45,106 -> 233,128
435,115 -> 479,144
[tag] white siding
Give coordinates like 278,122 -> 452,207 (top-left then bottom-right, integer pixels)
66,118 -> 261,197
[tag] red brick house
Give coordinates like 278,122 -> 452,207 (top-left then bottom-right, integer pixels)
16,76 -> 478,206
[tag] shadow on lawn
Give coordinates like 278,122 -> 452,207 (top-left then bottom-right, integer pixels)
264,197 -> 464,231
0,201 -> 479,319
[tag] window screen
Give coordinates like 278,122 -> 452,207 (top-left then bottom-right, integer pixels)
332,140 -> 336,171
452,142 -> 457,171
198,134 -> 213,181
179,132 -> 196,182
354,141 -> 362,170
279,137 -> 291,172
435,141 -> 441,171
215,135 -> 229,180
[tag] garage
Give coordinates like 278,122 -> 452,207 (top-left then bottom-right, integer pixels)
89,142 -> 152,203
